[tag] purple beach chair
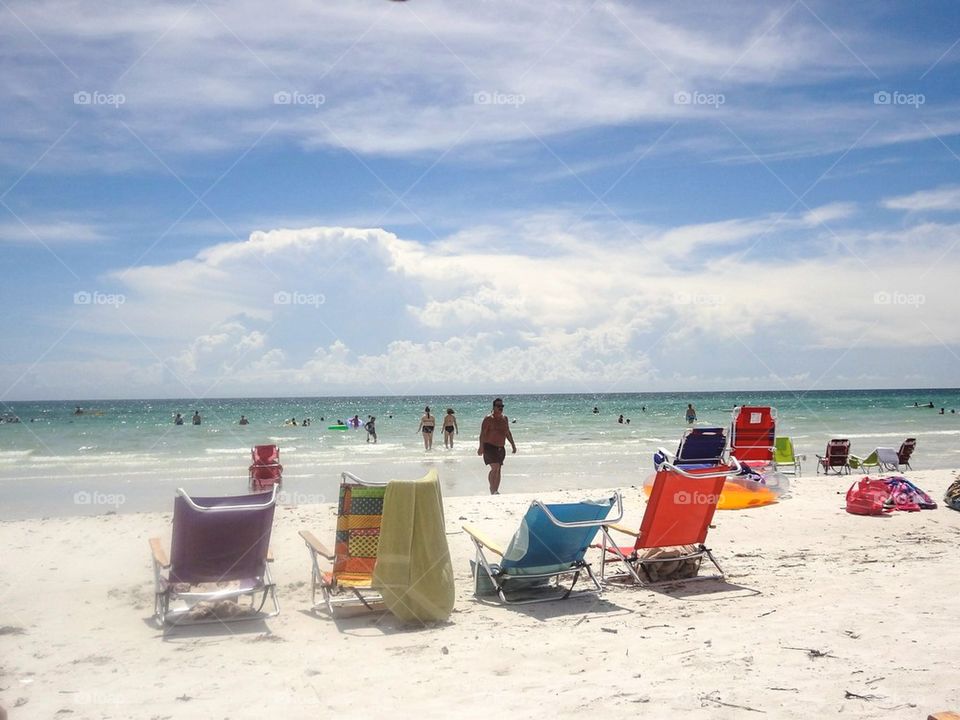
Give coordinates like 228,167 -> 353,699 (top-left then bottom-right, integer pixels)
149,486 -> 280,628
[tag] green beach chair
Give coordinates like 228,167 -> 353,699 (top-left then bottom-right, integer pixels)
774,436 -> 802,476
849,447 -> 900,475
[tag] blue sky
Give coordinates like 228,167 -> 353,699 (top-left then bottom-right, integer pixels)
2,1 -> 960,400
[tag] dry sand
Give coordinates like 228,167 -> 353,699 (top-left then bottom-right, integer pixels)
2,469 -> 960,719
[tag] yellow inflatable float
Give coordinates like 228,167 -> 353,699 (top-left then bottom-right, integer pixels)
643,470 -> 788,510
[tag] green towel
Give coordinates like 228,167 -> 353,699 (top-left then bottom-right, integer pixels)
372,469 -> 455,623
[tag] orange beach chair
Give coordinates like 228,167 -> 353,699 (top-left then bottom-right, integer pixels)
597,462 -> 731,584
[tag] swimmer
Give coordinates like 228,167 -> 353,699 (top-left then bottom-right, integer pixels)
618,414 -> 624,424
239,415 -> 249,425
364,415 -> 377,443
418,406 -> 436,450
442,408 -> 458,448
174,413 -> 184,425
685,403 -> 697,424
192,410 -> 201,425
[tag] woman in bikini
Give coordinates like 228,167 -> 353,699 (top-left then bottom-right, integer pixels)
418,406 -> 436,450
442,408 -> 458,448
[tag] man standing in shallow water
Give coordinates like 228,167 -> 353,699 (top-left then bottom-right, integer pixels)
478,398 -> 516,495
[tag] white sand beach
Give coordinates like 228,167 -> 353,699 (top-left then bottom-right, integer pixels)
3,469 -> 960,719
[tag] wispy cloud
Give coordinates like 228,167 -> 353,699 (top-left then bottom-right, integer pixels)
883,184 -> 960,213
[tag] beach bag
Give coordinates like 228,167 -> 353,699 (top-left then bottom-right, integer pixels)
945,478 -> 960,512
845,479 -> 894,516
639,545 -> 701,582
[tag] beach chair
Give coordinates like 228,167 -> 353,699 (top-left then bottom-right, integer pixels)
849,447 -> 901,474
898,438 -> 916,470
249,444 -> 283,490
462,493 -> 622,604
815,439 -> 852,475
597,462 -> 730,585
774,436 -> 802,476
299,472 -> 387,615
149,486 -> 279,628
656,426 -> 727,468
730,406 -> 777,468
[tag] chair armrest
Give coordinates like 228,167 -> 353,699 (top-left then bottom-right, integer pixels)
149,537 -> 170,568
267,547 -> 274,563
603,522 -> 639,538
299,530 -> 334,560
461,524 -> 505,557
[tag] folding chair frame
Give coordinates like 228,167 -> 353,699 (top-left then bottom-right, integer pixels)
300,472 -> 388,616
465,494 -> 623,605
598,462 -> 732,586
150,486 -> 279,628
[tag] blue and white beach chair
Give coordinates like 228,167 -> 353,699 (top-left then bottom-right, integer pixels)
654,426 -> 727,469
462,494 -> 621,604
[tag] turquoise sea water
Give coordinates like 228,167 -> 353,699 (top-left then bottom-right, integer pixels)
0,389 -> 958,519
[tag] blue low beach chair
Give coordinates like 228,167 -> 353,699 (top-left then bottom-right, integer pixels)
462,494 -> 622,604
655,426 -> 727,469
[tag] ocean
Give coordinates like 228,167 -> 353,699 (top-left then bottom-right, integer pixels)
1,389 -> 957,519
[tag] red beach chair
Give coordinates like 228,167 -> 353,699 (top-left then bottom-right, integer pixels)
249,444 -> 283,490
816,439 -> 852,475
730,405 -> 777,468
897,438 -> 916,470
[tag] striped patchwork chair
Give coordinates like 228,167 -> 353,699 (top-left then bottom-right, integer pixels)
300,473 -> 387,615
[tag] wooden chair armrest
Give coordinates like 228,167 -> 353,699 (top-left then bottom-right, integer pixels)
461,524 -> 505,557
603,522 -> 639,538
299,530 -> 335,560
267,547 -> 274,563
149,537 -> 170,568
